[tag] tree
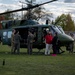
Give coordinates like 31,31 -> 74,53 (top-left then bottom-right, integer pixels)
54,14 -> 75,31
23,0 -> 52,21
65,14 -> 75,31
0,15 -> 5,29
3,9 -> 16,20
0,15 -> 5,21
54,14 -> 67,29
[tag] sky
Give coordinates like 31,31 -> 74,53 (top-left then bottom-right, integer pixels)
0,0 -> 75,22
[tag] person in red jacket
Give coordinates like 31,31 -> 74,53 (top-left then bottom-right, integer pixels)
44,31 -> 53,55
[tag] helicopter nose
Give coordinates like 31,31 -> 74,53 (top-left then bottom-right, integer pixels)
58,33 -> 74,42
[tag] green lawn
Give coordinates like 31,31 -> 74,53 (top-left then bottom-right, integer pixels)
0,44 -> 75,75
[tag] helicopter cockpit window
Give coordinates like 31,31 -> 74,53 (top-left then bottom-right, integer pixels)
52,25 -> 62,33
57,26 -> 65,34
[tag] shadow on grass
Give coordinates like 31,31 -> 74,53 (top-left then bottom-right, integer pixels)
0,51 -> 44,55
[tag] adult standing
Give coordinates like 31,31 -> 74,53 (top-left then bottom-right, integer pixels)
11,29 -> 16,54
0,36 -> 1,44
14,30 -> 21,54
44,31 -> 53,55
70,33 -> 75,53
52,32 -> 58,54
27,31 -> 34,55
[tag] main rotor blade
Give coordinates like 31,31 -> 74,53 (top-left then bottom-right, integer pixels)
0,0 -> 58,15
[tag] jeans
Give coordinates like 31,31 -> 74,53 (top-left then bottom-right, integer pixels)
45,43 -> 52,55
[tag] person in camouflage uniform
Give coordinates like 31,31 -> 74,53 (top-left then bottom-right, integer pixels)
14,30 -> 21,54
27,31 -> 34,55
11,29 -> 16,54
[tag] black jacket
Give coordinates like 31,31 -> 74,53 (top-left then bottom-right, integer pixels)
52,36 -> 58,45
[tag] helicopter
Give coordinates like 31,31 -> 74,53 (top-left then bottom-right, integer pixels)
0,0 -> 74,52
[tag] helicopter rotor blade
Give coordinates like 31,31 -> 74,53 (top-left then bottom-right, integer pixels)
0,0 -> 58,15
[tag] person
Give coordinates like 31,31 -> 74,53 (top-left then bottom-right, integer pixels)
27,31 -> 34,55
11,29 -> 16,54
56,39 -> 65,54
52,32 -> 59,54
69,33 -> 75,53
52,32 -> 64,54
44,31 -> 53,55
14,30 -> 21,54
0,36 -> 1,44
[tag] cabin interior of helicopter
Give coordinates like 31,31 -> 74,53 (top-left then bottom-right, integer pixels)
14,27 -> 38,46
2,24 -> 66,49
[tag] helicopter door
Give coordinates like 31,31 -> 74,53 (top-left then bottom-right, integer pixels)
2,30 -> 12,45
2,31 -> 8,45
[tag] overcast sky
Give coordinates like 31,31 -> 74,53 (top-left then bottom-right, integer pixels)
0,0 -> 75,21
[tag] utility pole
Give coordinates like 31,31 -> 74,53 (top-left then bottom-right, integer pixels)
19,1 -> 25,19
19,0 -> 36,20
22,4 -> 23,19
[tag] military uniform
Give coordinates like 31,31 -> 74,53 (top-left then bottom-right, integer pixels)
11,33 -> 15,53
0,36 -> 1,44
27,32 -> 34,55
14,32 -> 21,54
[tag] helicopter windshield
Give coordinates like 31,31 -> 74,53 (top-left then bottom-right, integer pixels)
51,25 -> 65,34
51,25 -> 62,33
57,26 -> 65,34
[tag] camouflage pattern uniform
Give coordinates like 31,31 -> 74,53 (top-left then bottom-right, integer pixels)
27,31 -> 34,55
14,31 -> 21,54
11,33 -> 15,53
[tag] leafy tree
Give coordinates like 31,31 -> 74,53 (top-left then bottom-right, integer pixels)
3,9 -> 16,20
0,16 -> 5,21
23,0 -> 52,21
65,14 -> 75,31
0,16 -> 5,29
54,14 -> 67,29
54,14 -> 75,31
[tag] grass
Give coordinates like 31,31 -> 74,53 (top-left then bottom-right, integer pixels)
0,44 -> 75,75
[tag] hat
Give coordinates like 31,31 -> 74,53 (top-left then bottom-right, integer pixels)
46,28 -> 49,31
